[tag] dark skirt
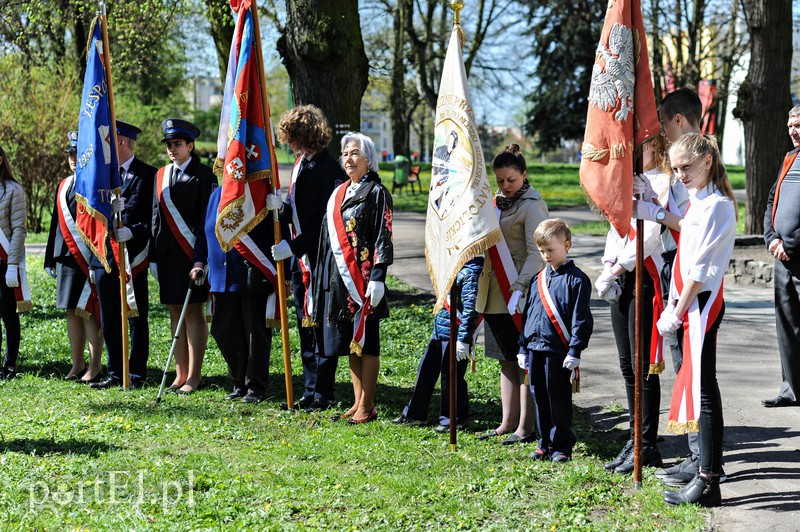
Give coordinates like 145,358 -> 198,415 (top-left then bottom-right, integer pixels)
484,313 -> 521,362
156,253 -> 208,305
322,295 -> 381,357
55,258 -> 89,310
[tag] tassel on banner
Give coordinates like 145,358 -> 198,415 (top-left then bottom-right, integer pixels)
571,367 -> 581,394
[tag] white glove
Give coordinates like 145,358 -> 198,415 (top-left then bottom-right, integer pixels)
89,269 -> 96,285
114,226 -> 133,243
657,304 -> 683,336
632,199 -> 661,221
191,264 -> 207,286
563,355 -> 581,370
507,290 -> 524,315
517,352 -> 528,370
455,341 -> 469,362
4,265 -> 18,288
149,263 -> 158,281
271,240 -> 293,261
365,280 -> 385,307
266,191 -> 283,211
632,173 -> 658,201
594,267 -> 621,303
111,196 -> 126,215
45,267 -> 56,279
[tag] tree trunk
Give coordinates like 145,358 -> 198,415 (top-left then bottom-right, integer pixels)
391,1 -> 410,157
277,0 -> 369,155
204,0 -> 235,82
733,0 -> 793,235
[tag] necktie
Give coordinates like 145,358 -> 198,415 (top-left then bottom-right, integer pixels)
119,166 -> 126,180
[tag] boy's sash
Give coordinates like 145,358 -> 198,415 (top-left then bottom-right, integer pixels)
327,183 -> 372,355
666,214 -> 724,434
289,157 -> 315,326
627,224 -> 666,374
536,266 -> 579,392
57,178 -> 97,319
0,227 -> 31,313
156,165 -> 196,260
485,205 -> 523,332
235,235 -> 279,328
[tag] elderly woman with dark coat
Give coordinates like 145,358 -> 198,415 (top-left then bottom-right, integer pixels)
313,132 -> 393,424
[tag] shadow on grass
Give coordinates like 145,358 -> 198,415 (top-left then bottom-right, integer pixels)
0,437 -> 114,456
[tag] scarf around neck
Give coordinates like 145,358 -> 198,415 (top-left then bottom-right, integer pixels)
495,181 -> 530,211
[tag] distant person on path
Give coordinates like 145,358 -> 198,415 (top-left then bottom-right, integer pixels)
658,133 -> 736,508
313,132 -> 393,424
0,144 -> 28,380
476,144 -> 549,445
762,104 -> 800,408
270,105 -> 346,412
393,257 -> 484,432
595,134 -> 671,475
44,131 -> 103,383
519,219 -> 592,463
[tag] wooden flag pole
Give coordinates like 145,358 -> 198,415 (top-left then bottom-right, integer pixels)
250,0 -> 294,409
449,283 -> 458,451
98,2 -> 131,390
633,155 -> 645,489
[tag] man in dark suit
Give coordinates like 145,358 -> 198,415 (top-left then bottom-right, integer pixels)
91,120 -> 156,389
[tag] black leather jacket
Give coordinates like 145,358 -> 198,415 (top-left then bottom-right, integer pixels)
314,172 -> 393,324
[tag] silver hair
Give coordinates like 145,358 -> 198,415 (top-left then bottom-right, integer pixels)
340,132 -> 379,172
789,104 -> 800,119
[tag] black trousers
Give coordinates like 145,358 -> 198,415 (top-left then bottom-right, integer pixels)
0,262 -> 20,368
610,269 -> 661,448
527,349 -> 575,455
401,338 -> 469,426
676,292 -> 725,475
773,258 -> 800,402
292,267 -> 317,401
94,264 -> 126,381
128,270 -> 149,379
211,291 -> 271,395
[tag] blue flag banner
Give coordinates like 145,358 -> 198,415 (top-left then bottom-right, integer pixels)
75,17 -> 121,272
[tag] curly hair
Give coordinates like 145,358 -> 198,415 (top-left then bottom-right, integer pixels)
277,105 -> 332,154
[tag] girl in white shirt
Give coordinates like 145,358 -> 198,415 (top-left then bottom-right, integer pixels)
656,133 -> 736,508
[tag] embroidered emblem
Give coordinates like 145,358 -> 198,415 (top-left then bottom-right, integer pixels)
166,119 -> 174,128
360,248 -> 369,262
226,157 -> 245,181
346,217 -> 357,232
218,206 -> 245,231
581,142 -> 609,162
588,23 -> 635,122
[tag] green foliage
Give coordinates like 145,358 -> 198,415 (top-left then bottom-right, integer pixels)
0,257 -> 708,529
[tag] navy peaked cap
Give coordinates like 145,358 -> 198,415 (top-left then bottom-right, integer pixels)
65,130 -> 78,153
117,120 -> 142,140
160,118 -> 201,142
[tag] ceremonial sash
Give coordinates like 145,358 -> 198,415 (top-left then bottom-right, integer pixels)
156,165 -> 196,260
109,233 -> 139,319
666,210 -> 724,434
56,178 -> 97,319
666,186 -> 683,246
536,266 -> 579,392
485,205 -> 523,332
627,224 -> 666,374
235,235 -> 279,328
326,183 -> 371,355
0,227 -> 31,313
770,150 -> 799,226
289,157 -> 315,326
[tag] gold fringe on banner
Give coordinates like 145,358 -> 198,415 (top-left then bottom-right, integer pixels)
648,362 -> 665,375
16,301 -> 32,313
667,419 -> 700,435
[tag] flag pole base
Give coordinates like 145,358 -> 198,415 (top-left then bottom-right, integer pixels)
450,444 -> 457,452
633,481 -> 642,490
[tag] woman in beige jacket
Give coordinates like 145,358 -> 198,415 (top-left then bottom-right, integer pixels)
477,144 -> 549,444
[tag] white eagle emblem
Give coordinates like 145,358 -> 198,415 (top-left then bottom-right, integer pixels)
588,23 -> 635,122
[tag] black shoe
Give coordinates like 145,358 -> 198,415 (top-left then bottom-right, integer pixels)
280,396 -> 316,410
659,455 -> 699,486
305,399 -> 335,413
129,379 -> 145,389
614,446 -> 662,474
226,388 -> 246,401
604,439 -> 633,471
762,396 -> 798,408
392,414 -> 425,426
90,377 -> 122,389
242,391 -> 264,404
0,366 -> 16,380
434,421 -> 468,433
663,474 -> 721,507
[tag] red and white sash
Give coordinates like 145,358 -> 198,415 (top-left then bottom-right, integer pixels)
235,235 -> 279,327
485,205 -> 523,332
57,177 -> 97,319
0,227 -> 31,313
667,220 -> 724,434
627,224 -> 666,374
156,165 -> 196,260
326,183 -> 372,355
289,157 -> 315,326
536,266 -> 579,391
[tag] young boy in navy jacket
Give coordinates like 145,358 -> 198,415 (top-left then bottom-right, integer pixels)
519,219 -> 593,462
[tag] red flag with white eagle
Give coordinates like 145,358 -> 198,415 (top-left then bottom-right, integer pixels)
579,0 -> 660,237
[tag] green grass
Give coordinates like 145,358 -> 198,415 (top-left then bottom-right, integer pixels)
0,256 -> 707,529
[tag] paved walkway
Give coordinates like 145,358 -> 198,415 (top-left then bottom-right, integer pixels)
392,209 -> 800,530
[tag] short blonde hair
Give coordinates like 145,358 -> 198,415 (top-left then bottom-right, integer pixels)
534,218 -> 571,246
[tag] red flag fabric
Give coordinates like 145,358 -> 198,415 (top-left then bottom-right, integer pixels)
579,0 -> 660,237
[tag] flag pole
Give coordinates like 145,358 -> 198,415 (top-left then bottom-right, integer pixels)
249,0 -> 294,409
98,1 -> 131,390
633,155 -> 644,489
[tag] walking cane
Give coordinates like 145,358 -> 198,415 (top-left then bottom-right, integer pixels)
154,279 -> 196,405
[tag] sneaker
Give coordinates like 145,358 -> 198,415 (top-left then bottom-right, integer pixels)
604,439 -> 633,471
392,415 -> 425,427
658,455 -> 699,486
614,446 -> 663,474
530,448 -> 549,461
551,451 -> 571,463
